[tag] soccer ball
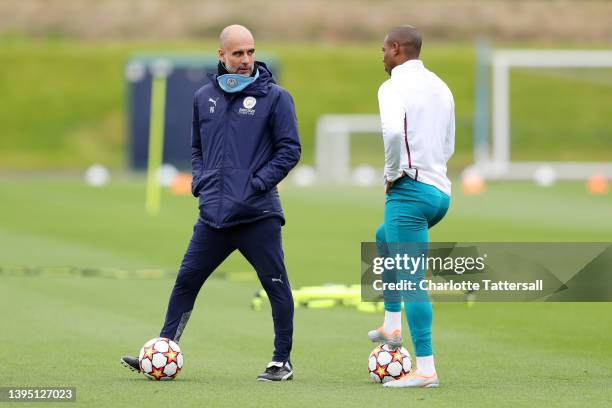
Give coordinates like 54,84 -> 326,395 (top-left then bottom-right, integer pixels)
368,344 -> 411,383
138,337 -> 183,381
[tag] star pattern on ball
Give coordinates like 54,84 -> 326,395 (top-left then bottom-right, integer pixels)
143,346 -> 155,360
150,367 -> 165,380
164,349 -> 178,364
374,365 -> 389,381
391,350 -> 404,363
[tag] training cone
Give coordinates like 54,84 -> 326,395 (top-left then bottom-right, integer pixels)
171,173 -> 192,195
587,173 -> 608,195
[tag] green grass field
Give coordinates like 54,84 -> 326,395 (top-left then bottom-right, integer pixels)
1,179 -> 611,407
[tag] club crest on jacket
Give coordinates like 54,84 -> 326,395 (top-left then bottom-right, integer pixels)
243,97 -> 257,109
239,97 -> 257,116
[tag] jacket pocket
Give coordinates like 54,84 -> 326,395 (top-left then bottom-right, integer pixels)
226,169 -> 262,203
194,169 -> 219,198
191,176 -> 204,197
246,174 -> 268,201
220,169 -> 267,223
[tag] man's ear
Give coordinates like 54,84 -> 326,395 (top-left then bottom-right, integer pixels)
392,41 -> 401,56
218,48 -> 225,63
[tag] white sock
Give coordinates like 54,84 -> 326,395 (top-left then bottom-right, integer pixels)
383,311 -> 402,333
416,355 -> 436,376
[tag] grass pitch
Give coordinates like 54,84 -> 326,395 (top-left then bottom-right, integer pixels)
1,179 -> 611,407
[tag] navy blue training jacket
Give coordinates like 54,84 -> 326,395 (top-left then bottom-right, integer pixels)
190,62 -> 301,228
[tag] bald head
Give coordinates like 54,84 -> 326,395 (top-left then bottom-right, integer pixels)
381,25 -> 422,74
219,24 -> 254,50
218,24 -> 256,76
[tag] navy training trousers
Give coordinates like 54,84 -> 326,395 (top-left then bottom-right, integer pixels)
159,216 -> 294,363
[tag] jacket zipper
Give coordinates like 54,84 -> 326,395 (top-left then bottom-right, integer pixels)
215,93 -> 240,226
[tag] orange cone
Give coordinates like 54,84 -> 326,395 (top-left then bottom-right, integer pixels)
462,171 -> 485,195
171,173 -> 192,196
587,173 -> 608,195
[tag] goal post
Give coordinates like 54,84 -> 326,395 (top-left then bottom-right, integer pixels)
315,114 -> 381,183
466,49 -> 612,180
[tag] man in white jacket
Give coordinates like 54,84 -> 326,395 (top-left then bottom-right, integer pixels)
368,26 -> 455,388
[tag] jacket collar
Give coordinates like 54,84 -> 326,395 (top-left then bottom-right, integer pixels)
391,59 -> 424,76
207,61 -> 275,96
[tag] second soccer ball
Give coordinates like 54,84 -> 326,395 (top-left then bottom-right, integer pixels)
368,344 -> 411,384
138,337 -> 183,381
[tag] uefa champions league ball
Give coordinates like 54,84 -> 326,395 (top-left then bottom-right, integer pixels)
138,337 -> 183,381
368,344 -> 412,384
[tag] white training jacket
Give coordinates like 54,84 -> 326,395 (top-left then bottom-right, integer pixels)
378,59 -> 455,195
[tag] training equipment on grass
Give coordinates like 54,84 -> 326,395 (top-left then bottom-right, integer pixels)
461,169 -> 485,194
145,59 -> 171,216
290,165 -> 317,187
351,165 -> 378,186
368,344 -> 412,384
250,284 -> 385,311
171,173 -> 193,195
587,172 -> 609,195
250,282 -> 472,312
156,163 -> 179,187
84,164 -> 110,187
138,337 -> 183,381
533,165 -> 557,187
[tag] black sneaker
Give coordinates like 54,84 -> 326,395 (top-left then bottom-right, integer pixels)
256,361 -> 293,381
120,356 -> 140,373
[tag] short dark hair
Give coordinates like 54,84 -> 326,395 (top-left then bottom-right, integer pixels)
387,25 -> 422,58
